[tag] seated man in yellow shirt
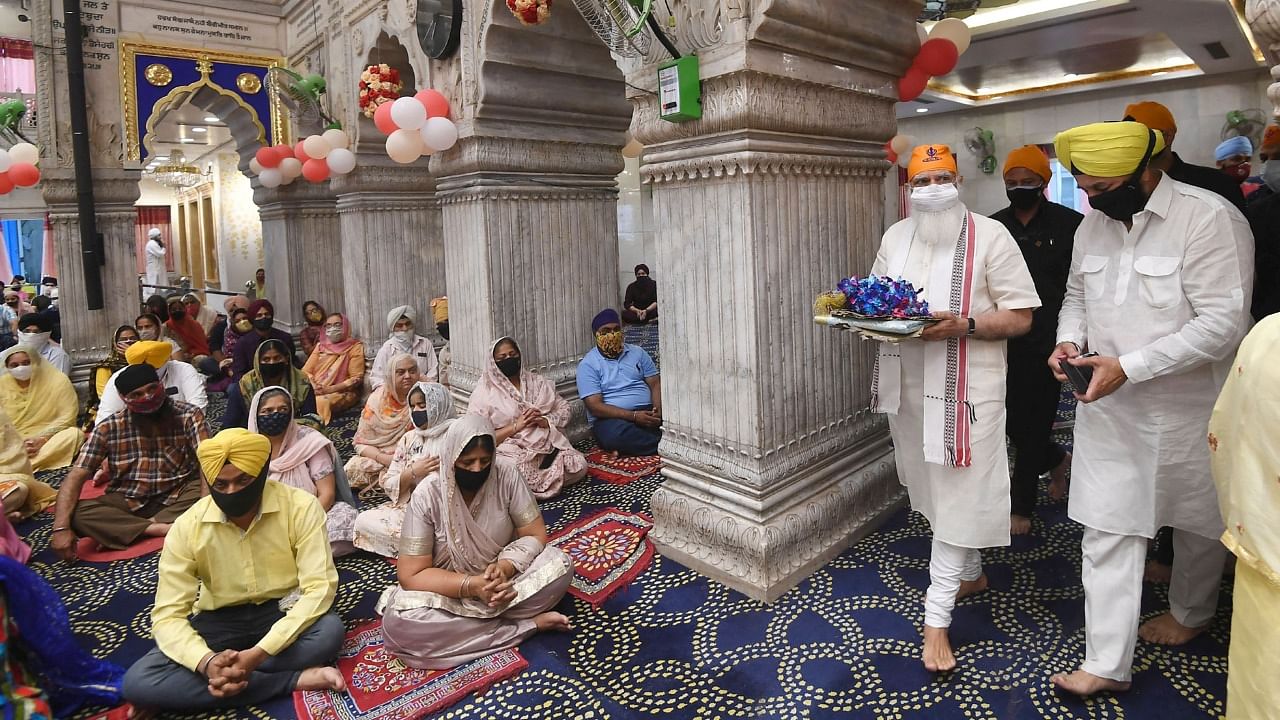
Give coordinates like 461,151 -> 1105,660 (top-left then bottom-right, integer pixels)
122,429 -> 345,713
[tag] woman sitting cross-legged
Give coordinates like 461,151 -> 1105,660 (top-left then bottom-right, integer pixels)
0,405 -> 56,522
0,345 -> 85,472
344,353 -> 419,491
302,313 -> 366,424
379,415 -> 573,669
222,340 -> 320,430
249,387 -> 358,557
468,337 -> 586,499
353,381 -> 455,557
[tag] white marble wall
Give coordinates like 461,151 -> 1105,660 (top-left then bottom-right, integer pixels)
254,183 -> 343,333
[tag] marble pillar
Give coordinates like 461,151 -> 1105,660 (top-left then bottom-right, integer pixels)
1246,0 -> 1280,115
254,182 -> 343,334
333,161 -> 445,354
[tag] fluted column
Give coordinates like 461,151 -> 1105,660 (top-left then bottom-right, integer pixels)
254,183 -> 343,333
1246,0 -> 1280,115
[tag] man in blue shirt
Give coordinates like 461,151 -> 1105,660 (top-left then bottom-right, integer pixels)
576,309 -> 662,456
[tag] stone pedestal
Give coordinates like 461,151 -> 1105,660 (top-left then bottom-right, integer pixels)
255,183 -> 343,333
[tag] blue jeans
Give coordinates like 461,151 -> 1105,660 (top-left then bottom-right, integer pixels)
593,406 -> 662,456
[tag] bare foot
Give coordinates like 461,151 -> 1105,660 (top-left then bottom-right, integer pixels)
1010,514 -> 1032,535
1048,452 -> 1071,500
1143,560 -> 1172,585
142,522 -> 172,537
295,667 -> 345,692
533,611 -> 573,632
921,625 -> 956,672
126,704 -> 156,720
957,573 -> 989,600
1051,669 -> 1130,696
1139,612 -> 1207,645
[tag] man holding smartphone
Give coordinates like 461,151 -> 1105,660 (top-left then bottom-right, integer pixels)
1049,121 -> 1254,696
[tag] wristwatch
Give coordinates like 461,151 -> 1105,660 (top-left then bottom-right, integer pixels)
967,317 -> 976,336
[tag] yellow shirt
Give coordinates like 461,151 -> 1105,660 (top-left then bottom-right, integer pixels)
151,481 -> 338,671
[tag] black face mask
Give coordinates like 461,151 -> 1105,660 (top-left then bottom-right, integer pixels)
454,464 -> 491,492
259,362 -> 287,379
210,462 -> 269,519
1081,129 -> 1156,224
252,317 -> 274,331
495,356 -> 521,378
257,411 -> 290,436
436,322 -> 450,341
411,409 -> 432,429
1006,187 -> 1043,211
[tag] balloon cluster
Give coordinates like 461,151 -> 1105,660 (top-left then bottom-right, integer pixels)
373,90 -> 458,164
249,129 -> 355,188
837,275 -> 930,318
0,143 -> 41,195
884,134 -> 915,167
898,18 -> 972,102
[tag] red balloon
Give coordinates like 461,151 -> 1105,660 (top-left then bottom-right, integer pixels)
373,101 -> 398,135
8,163 -> 39,188
294,140 -> 311,163
898,67 -> 930,102
301,158 -> 330,183
254,146 -> 281,169
885,142 -> 898,163
0,173 -> 12,195
414,89 -> 450,119
915,38 -> 959,77
274,144 -> 294,162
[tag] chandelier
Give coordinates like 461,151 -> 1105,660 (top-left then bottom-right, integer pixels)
147,150 -> 210,189
919,0 -> 1020,21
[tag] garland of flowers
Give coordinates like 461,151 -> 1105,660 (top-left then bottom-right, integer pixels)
359,64 -> 402,119
507,0 -> 552,25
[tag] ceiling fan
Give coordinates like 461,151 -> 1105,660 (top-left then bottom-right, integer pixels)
918,0 -> 1022,22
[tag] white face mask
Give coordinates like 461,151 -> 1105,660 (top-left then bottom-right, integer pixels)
391,330 -> 414,348
325,326 -> 344,341
1263,160 -> 1280,194
910,183 -> 961,213
7,364 -> 31,381
138,327 -> 159,341
18,331 -> 49,350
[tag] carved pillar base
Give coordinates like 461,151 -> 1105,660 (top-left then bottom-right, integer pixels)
255,183 -> 342,333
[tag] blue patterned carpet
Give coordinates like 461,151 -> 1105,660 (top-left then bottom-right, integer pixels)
18,383 -> 1230,719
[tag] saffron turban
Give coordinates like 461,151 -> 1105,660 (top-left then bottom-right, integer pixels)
387,305 -> 417,332
591,308 -> 620,332
907,144 -> 958,179
1003,144 -> 1052,183
1215,136 -> 1252,162
1122,101 -> 1177,135
125,340 -> 172,369
1054,122 -> 1165,178
198,428 -> 270,485
1263,125 -> 1280,153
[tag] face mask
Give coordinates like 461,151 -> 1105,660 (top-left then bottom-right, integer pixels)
436,322 -> 450,341
1006,187 -> 1042,211
18,331 -> 49,350
210,463 -> 269,519
325,326 -> 344,341
1265,161 -> 1280,194
1088,182 -> 1149,223
7,364 -> 31,381
596,330 -> 623,359
4,299 -> 15,307
306,310 -> 323,324
234,319 -> 252,333
411,409 -> 432,429
391,330 -> 414,348
125,388 -> 166,415
252,317 -> 274,331
496,356 -> 521,377
259,362 -> 287,379
169,309 -> 185,320
115,340 -> 135,353
256,410 -> 290,437
454,464 -> 491,492
137,327 -> 159,341
1225,162 -> 1251,184
910,183 -> 961,213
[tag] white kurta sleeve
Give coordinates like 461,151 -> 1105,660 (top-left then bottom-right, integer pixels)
415,336 -> 438,382
170,362 -> 207,410
1117,205 -> 1254,383
147,239 -> 166,258
1056,222 -> 1091,348
369,340 -> 390,390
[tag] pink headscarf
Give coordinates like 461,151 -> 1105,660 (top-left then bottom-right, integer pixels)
248,386 -> 333,492
314,313 -> 359,375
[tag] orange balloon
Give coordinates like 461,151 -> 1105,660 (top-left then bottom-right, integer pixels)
301,158 -> 330,183
254,147 -> 281,169
374,101 -> 398,134
294,140 -> 311,163
414,89 -> 450,119
8,163 -> 39,188
0,173 -> 12,195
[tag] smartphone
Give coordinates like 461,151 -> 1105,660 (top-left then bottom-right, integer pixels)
1059,351 -> 1099,395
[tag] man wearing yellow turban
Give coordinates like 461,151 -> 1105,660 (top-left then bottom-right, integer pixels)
871,143 -> 1041,673
122,428 -> 345,713
94,339 -> 207,425
990,145 -> 1083,536
1122,100 -> 1245,212
1047,121 -> 1254,696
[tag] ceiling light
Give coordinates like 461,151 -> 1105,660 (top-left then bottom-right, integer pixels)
1152,71 -> 1168,76
179,138 -> 194,143
976,87 -> 992,93
958,0 -> 1116,30
191,127 -> 207,133
1064,73 -> 1078,79
146,150 -> 211,189
203,115 -> 218,123
916,107 -> 930,113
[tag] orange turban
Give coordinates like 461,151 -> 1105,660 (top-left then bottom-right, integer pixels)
1003,145 -> 1051,183
907,144 -> 958,179
1122,101 -> 1177,135
1263,125 -> 1280,153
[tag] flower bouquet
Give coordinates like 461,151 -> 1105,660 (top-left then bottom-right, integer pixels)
359,64 -> 402,119
506,0 -> 552,25
814,275 -> 938,341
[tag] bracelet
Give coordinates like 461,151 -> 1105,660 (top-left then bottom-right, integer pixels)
51,527 -> 71,534
633,411 -> 638,422
460,575 -> 471,599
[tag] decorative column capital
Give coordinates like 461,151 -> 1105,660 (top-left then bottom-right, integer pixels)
41,171 -> 142,209
431,136 -> 625,184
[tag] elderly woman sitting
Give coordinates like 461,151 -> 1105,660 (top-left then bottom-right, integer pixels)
0,345 -> 85,472
302,313 -> 366,424
469,338 -> 586,499
344,353 -> 420,490
379,415 -> 573,669
354,382 -> 455,557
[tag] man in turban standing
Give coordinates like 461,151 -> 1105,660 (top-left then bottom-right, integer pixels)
991,146 -> 1082,534
871,144 -> 1040,672
123,428 -> 345,713
144,227 -> 166,296
1049,121 -> 1253,695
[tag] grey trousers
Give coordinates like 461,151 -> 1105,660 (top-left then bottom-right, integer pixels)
122,603 -> 345,712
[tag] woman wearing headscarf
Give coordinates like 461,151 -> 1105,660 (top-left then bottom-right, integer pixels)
369,305 -> 437,391
299,300 -> 326,358
379,415 -> 573,669
135,312 -> 184,363
354,382 -> 455,557
222,339 -> 319,430
249,386 -> 358,556
87,325 -> 139,426
622,264 -> 658,324
230,299 -> 296,381
302,312 -> 366,424
344,353 -> 420,490
182,292 -> 220,335
0,344 -> 84,471
469,337 -> 586,499
0,405 -> 55,521
164,295 -> 217,375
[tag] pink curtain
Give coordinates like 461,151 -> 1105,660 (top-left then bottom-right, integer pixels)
0,38 -> 34,94
135,206 -> 174,275
42,214 -> 55,279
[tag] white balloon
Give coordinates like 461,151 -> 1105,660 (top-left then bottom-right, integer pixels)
390,96 -> 427,131
386,129 -> 423,164
302,134 -> 331,160
929,18 -> 971,55
419,117 -> 458,152
9,143 -> 38,166
279,157 -> 303,178
0,149 -> 14,174
889,134 -> 915,155
326,147 -> 357,175
321,128 -> 350,150
916,23 -> 929,48
281,171 -> 297,185
259,168 -> 283,188
248,157 -> 263,175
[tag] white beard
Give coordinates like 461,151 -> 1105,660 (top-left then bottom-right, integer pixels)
913,203 -> 967,247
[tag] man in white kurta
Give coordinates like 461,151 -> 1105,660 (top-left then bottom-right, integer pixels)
370,305 -> 438,390
1049,121 -> 1253,695
870,144 -> 1040,672
144,228 -> 167,295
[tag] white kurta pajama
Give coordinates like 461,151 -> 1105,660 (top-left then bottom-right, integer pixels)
871,210 -> 1040,628
144,238 -> 166,295
1057,176 -> 1253,681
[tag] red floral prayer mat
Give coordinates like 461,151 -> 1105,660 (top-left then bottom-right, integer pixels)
74,535 -> 165,562
293,620 -> 527,720
584,449 -> 662,486
549,508 -> 654,606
